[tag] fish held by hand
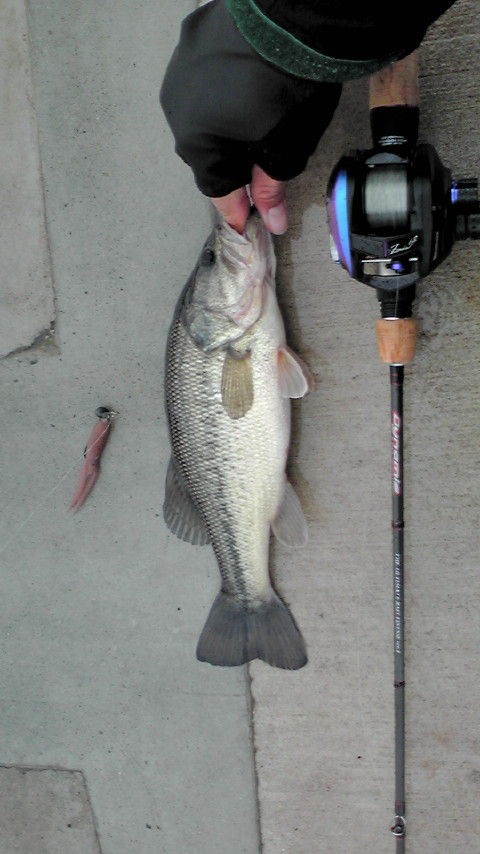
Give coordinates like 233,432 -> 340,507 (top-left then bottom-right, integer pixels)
164,212 -> 314,669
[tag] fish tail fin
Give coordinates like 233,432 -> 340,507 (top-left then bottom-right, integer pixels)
247,593 -> 308,670
196,591 -> 307,671
196,593 -> 248,668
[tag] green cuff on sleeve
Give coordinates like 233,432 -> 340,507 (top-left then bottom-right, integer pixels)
225,0 -> 403,82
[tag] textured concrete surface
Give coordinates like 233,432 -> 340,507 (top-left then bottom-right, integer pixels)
0,767 -> 101,853
249,2 -> 480,853
0,0 -> 55,356
1,1 -> 479,853
0,2 -> 258,853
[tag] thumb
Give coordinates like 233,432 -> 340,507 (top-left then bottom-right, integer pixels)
250,165 -> 288,235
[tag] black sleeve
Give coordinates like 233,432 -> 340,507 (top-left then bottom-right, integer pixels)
251,1 -> 459,61
160,0 -> 341,197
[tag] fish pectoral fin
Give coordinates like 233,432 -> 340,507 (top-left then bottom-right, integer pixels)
271,480 -> 308,547
277,346 -> 315,399
163,456 -> 211,546
221,350 -> 254,419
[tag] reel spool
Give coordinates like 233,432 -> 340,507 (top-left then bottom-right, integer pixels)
327,143 -> 480,312
363,166 -> 409,231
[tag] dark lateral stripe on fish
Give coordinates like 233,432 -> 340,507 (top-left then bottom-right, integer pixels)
207,504 -> 251,601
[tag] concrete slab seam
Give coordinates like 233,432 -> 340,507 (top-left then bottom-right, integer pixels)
246,666 -> 263,853
22,0 -> 59,354
0,764 -> 104,853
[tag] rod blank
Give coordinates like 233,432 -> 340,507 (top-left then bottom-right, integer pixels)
390,364 -> 406,844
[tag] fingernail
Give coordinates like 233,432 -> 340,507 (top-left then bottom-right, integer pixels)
263,203 -> 288,235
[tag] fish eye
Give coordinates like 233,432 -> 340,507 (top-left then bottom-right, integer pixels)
201,247 -> 216,267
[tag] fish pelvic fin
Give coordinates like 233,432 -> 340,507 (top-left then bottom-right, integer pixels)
163,456 -> 211,546
277,346 -> 315,399
196,591 -> 307,670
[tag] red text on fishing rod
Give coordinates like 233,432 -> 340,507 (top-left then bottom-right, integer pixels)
392,412 -> 402,496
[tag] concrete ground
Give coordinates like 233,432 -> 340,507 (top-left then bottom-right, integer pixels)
1,1 -> 478,853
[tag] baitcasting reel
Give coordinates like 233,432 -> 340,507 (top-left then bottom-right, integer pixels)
327,142 -> 480,317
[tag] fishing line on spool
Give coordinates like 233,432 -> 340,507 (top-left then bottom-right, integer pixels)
364,165 -> 409,231
364,165 -> 410,317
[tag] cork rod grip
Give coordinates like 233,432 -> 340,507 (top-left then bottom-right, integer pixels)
369,51 -> 419,109
376,318 -> 418,365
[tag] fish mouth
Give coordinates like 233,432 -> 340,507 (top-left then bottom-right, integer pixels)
186,213 -> 273,350
218,214 -> 271,327
218,222 -> 251,273
244,213 -> 276,286
219,212 -> 270,268
244,212 -> 268,248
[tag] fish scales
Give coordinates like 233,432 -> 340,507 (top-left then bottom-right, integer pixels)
164,214 -> 311,669
166,286 -> 289,604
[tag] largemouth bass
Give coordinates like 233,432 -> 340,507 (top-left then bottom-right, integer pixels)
164,213 -> 313,670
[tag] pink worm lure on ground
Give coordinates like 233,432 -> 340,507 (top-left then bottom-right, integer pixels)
69,407 -> 117,511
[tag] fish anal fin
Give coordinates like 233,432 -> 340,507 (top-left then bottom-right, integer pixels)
221,350 -> 254,419
271,480 -> 308,547
163,456 -> 210,545
277,346 -> 315,399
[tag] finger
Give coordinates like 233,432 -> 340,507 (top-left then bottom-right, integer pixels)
250,166 -> 288,235
210,188 -> 252,234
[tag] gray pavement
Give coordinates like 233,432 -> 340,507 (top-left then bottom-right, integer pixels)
1,1 -> 479,853
0,767 -> 101,853
0,0 -> 55,356
1,1 -> 258,852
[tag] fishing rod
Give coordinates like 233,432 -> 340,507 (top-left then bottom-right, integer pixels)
326,120 -> 480,847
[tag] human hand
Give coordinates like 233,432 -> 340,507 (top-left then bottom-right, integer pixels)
160,0 -> 341,235
211,166 -> 287,235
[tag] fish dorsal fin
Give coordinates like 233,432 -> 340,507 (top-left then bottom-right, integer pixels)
277,346 -> 315,399
221,349 -> 254,419
271,480 -> 308,547
163,456 -> 210,545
